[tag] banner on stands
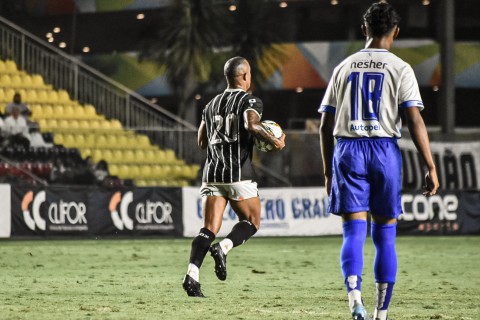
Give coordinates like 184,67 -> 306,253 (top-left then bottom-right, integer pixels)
182,187 -> 343,237
0,184 -> 11,238
398,190 -> 480,235
10,186 -> 183,237
399,140 -> 480,191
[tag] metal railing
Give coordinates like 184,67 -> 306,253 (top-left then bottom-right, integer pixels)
0,15 -> 197,158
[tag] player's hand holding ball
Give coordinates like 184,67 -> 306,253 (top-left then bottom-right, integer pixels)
254,120 -> 285,152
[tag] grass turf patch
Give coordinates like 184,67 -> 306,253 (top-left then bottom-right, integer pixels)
0,236 -> 478,319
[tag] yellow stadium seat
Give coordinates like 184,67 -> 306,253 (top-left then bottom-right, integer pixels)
37,90 -> 48,103
42,105 -> 54,117
0,88 -> 6,103
80,148 -> 92,159
63,134 -> 75,147
101,149 -> 113,162
54,133 -> 64,145
89,120 -> 100,131
116,135 -> 128,148
4,88 -> 15,101
106,135 -> 117,146
164,149 -> 176,163
109,164 -> 119,176
111,150 -> 123,163
58,119 -> 69,129
52,105 -> 65,118
45,119 -> 58,130
10,74 -> 21,87
129,165 -> 141,179
84,134 -> 96,148
74,133 -> 85,147
69,120 -> 80,129
5,60 -> 18,73
136,135 -> 151,148
0,74 -> 11,86
92,149 -> 103,162
58,90 -> 70,103
84,104 -> 97,118
72,105 -> 85,118
21,74 -> 33,88
123,150 -> 134,163
63,105 -> 75,118
0,61 -> 5,73
30,104 -> 42,116
118,165 -> 130,179
139,166 -> 152,179
78,120 -> 90,129
37,119 -> 47,130
95,135 -> 108,148
48,91 -> 59,103
155,150 -> 166,163
31,74 -> 45,88
134,150 -> 145,163
110,119 -> 122,130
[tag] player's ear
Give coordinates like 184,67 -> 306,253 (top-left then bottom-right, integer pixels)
361,24 -> 367,37
393,26 -> 400,39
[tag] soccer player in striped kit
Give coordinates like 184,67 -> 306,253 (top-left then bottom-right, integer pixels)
319,2 -> 439,319
183,56 -> 285,297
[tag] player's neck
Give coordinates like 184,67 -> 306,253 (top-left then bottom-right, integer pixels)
364,37 -> 392,51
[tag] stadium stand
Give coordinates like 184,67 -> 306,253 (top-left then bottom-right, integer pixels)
0,59 -> 200,187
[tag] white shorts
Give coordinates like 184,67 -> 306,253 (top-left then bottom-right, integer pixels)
200,181 -> 259,201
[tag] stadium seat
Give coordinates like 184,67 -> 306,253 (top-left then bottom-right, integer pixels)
48,90 -> 59,103
63,105 -> 75,118
84,104 -> 97,118
5,60 -> 18,73
31,74 -> 46,88
37,90 -> 49,103
52,105 -> 65,118
57,90 -> 70,103
0,74 -> 11,87
54,133 -> 64,145
123,150 -> 135,163
21,74 -> 33,88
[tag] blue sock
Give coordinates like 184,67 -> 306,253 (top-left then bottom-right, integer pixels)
372,222 -> 397,312
341,220 -> 367,293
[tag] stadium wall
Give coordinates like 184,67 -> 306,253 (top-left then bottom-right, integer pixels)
0,185 -> 479,239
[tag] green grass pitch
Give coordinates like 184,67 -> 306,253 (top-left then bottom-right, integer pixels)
0,236 -> 479,319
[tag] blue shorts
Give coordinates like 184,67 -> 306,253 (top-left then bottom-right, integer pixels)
328,137 -> 402,218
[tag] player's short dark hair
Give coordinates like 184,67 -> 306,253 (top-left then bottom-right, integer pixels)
363,2 -> 401,37
224,56 -> 247,81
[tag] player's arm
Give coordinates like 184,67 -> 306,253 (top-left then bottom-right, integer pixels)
244,110 -> 285,151
404,107 -> 439,196
197,120 -> 208,150
319,112 -> 335,194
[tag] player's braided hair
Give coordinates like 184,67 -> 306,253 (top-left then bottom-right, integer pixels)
363,2 -> 401,37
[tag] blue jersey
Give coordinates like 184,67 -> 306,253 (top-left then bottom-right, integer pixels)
319,49 -> 423,138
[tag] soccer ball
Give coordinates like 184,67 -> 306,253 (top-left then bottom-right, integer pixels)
254,120 -> 283,152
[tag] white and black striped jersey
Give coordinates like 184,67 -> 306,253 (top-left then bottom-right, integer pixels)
202,88 -> 263,183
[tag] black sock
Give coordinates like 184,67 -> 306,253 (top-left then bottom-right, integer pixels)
225,220 -> 258,247
189,227 -> 215,268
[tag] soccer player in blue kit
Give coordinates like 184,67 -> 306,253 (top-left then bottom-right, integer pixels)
319,2 -> 440,320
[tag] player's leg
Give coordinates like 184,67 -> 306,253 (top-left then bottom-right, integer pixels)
341,212 -> 369,320
369,138 -> 402,320
209,182 -> 260,281
183,187 -> 228,297
370,215 -> 397,320
331,139 -> 370,320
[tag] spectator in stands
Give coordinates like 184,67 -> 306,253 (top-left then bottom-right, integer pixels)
3,106 -> 31,149
5,93 -> 31,119
93,160 -> 110,186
